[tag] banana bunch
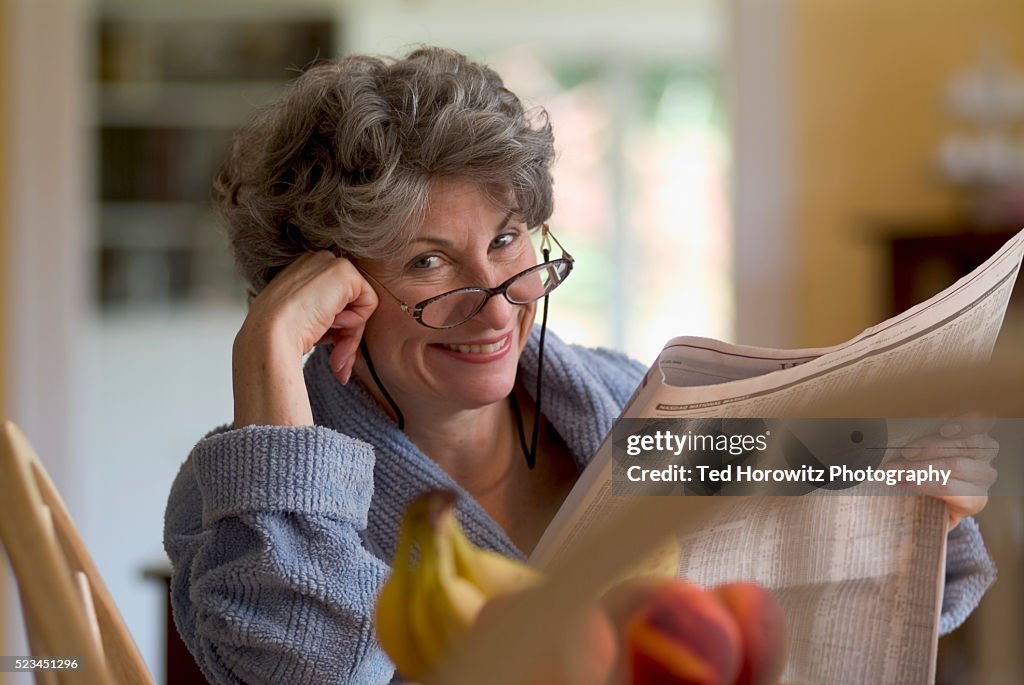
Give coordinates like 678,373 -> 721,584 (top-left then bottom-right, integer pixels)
375,489 -> 542,681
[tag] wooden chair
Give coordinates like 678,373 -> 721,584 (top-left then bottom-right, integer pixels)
0,421 -> 155,685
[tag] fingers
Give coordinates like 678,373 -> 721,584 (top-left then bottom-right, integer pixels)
938,412 -> 997,439
886,470 -> 991,530
237,250 -> 378,405
336,274 -> 379,328
331,308 -> 373,330
322,268 -> 376,383
326,324 -> 365,383
234,251 -> 379,429
889,431 -> 999,496
888,426 -> 998,530
247,251 -> 378,357
900,431 -> 999,463
936,495 -> 988,531
885,456 -> 997,497
317,308 -> 371,381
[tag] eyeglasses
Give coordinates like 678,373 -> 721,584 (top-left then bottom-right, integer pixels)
354,224 -> 573,329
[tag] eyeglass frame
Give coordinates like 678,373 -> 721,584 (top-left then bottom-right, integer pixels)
350,224 -> 574,330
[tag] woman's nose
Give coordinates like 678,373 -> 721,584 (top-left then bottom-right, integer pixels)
472,290 -> 517,330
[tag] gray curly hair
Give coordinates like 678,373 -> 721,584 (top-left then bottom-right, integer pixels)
214,46 -> 556,293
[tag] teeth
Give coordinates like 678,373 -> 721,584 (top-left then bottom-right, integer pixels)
441,339 -> 506,354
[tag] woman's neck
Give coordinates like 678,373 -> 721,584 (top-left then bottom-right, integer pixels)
402,396 -> 523,496
351,360 -> 540,498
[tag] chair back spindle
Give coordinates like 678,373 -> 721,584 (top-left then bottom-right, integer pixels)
0,421 -> 155,685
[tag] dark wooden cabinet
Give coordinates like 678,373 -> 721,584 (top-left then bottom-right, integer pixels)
882,226 -> 1023,351
884,226 -> 1022,312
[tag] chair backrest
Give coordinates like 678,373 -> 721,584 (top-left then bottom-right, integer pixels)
0,421 -> 155,685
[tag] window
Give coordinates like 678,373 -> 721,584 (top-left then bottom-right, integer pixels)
493,49 -> 732,363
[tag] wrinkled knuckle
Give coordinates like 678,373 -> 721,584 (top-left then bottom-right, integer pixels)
327,256 -> 359,280
955,456 -> 976,473
965,432 -> 988,447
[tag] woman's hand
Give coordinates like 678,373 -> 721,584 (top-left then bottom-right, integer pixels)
232,251 -> 378,428
886,416 -> 999,530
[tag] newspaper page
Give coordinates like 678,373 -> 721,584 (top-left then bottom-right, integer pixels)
530,228 -> 1022,684
673,495 -> 947,685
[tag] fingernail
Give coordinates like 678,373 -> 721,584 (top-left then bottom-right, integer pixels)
901,445 -> 922,459
941,423 -> 961,438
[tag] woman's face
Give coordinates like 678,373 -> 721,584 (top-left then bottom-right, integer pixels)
356,178 -> 538,416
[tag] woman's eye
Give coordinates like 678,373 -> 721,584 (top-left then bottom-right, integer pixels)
410,254 -> 441,270
490,232 -> 518,250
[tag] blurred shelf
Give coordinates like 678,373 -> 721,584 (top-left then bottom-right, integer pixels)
98,82 -> 290,127
93,6 -> 337,308
99,203 -> 217,250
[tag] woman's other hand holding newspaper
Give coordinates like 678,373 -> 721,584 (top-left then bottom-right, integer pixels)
887,415 -> 998,530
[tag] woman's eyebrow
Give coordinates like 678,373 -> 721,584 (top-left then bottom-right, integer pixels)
408,236 -> 455,248
493,209 -> 515,232
408,211 -> 517,248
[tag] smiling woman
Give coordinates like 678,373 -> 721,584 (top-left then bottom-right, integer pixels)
163,46 -> 647,685
162,45 -> 997,685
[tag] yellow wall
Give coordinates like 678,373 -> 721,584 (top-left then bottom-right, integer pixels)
792,0 -> 1024,346
791,8 -> 1024,678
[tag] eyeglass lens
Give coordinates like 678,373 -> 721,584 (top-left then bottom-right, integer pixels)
420,260 -> 571,328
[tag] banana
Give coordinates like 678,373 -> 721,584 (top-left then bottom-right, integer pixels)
449,521 -> 542,596
374,489 -> 544,680
429,520 -> 487,643
408,530 -> 448,668
374,502 -> 431,680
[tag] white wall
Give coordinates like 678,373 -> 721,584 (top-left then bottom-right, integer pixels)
77,307 -> 241,680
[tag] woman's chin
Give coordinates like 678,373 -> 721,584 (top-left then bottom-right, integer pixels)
456,377 -> 518,409
427,347 -> 520,408
445,361 -> 520,406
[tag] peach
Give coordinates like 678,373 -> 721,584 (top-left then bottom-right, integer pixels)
711,582 -> 788,685
602,578 -> 742,685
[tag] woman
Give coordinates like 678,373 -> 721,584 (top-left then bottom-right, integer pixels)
165,47 -> 996,684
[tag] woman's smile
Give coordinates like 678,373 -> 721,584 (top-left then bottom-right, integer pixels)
433,332 -> 514,362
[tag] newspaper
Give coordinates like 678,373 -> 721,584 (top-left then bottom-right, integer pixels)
529,228 -> 1024,684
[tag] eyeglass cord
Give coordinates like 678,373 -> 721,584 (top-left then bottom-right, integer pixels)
360,338 -> 406,431
510,247 -> 551,470
358,245 -> 552,471
508,300 -> 547,470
